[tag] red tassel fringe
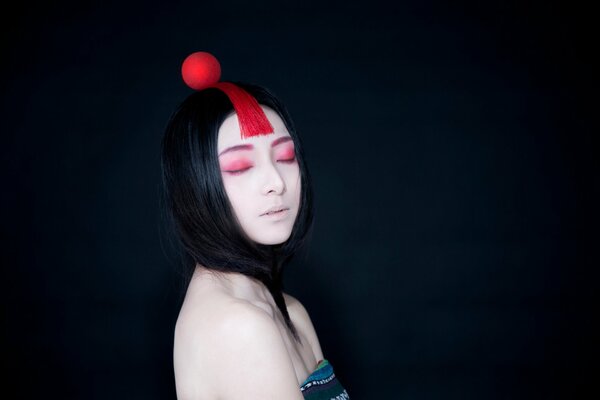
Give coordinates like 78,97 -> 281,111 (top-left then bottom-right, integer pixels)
211,82 -> 274,139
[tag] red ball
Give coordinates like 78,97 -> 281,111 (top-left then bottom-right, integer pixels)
181,51 -> 221,90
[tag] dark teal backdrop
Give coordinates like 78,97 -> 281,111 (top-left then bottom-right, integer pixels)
3,0 -> 597,398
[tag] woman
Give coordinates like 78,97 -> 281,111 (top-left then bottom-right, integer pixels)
160,53 -> 349,399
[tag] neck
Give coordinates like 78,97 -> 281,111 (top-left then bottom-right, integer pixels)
192,263 -> 274,305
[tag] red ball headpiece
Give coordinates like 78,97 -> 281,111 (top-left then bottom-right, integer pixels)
181,51 -> 274,139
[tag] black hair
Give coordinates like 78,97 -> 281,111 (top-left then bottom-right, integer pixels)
160,82 -> 315,343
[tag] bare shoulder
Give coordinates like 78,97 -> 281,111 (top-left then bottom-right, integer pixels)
174,294 -> 304,400
283,293 -> 324,362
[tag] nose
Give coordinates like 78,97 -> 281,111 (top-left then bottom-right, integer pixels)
261,161 -> 286,195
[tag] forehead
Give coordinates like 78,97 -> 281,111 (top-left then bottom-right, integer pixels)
217,106 -> 290,150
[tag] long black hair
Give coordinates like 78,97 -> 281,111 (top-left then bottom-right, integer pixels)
160,82 -> 315,343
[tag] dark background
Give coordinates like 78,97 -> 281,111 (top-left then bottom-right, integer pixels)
2,0 -> 597,398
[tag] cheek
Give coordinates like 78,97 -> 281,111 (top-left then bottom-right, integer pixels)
222,181 -> 254,217
286,167 -> 302,203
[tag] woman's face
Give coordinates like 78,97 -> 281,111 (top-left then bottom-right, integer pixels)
217,106 -> 301,245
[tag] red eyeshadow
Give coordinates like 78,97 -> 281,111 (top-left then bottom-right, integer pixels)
221,159 -> 252,171
277,147 -> 295,159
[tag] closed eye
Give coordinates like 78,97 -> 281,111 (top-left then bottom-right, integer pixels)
225,157 -> 296,175
225,168 -> 250,175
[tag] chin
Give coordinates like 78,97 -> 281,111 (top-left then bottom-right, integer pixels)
250,230 -> 293,246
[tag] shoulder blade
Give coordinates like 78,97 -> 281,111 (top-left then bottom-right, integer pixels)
177,300 -> 305,400
283,293 -> 324,362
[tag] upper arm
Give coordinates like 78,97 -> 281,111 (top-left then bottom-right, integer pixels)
283,293 -> 324,362
176,301 -> 305,400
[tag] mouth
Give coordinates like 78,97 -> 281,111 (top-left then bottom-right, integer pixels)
261,207 -> 289,217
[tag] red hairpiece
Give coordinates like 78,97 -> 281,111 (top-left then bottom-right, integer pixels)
181,51 -> 274,139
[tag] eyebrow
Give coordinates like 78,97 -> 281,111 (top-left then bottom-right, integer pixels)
218,136 -> 293,157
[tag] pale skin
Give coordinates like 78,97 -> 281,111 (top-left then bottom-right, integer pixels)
173,107 -> 324,400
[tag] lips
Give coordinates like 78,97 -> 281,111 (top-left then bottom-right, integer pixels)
261,206 -> 289,216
